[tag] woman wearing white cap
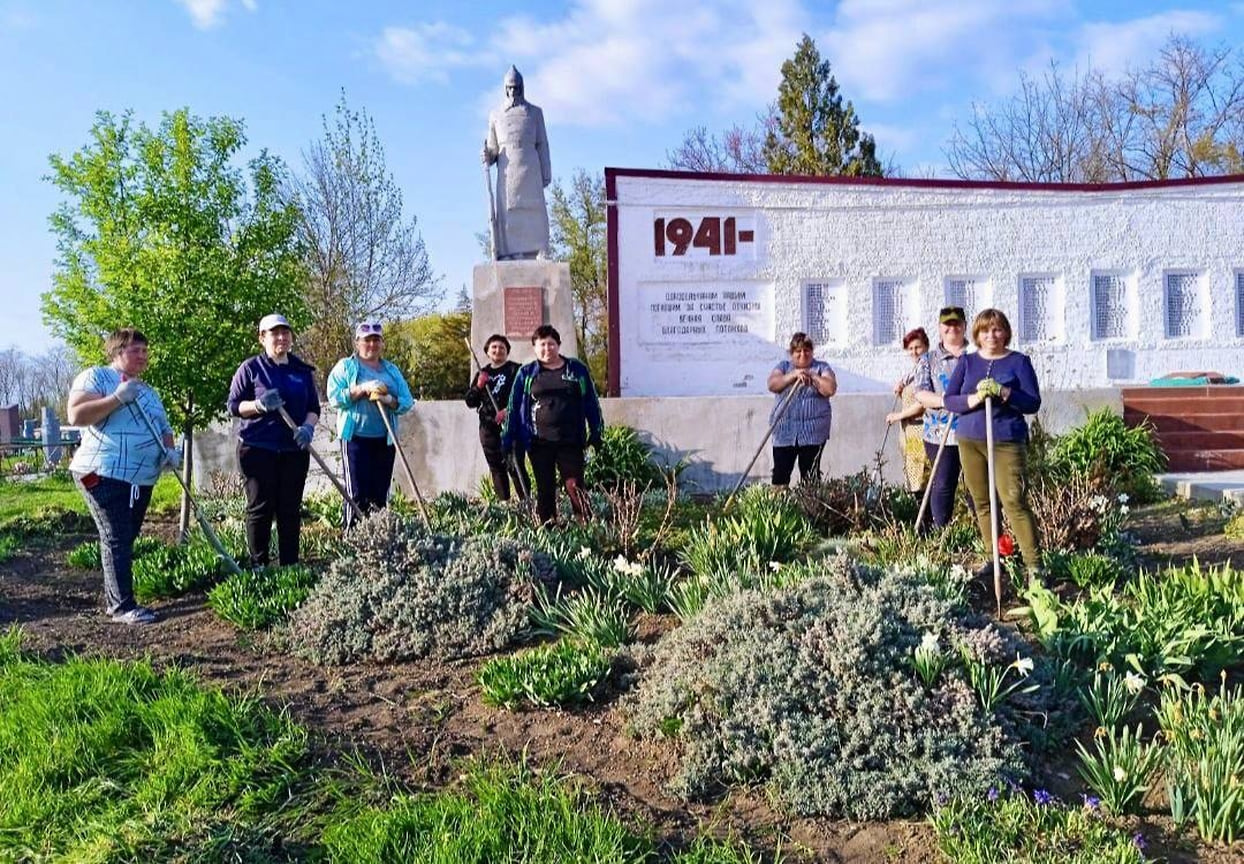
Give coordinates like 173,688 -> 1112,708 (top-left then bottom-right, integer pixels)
326,322 -> 415,528
226,313 -> 320,567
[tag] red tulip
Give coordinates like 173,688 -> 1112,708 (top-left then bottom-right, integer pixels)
997,534 -> 1015,557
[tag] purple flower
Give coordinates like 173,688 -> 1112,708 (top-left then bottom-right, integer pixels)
1082,794 -> 1101,811
1033,789 -> 1054,806
1132,832 -> 1147,851
987,786 -> 999,802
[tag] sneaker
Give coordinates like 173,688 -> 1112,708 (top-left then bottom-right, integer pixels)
110,605 -> 158,625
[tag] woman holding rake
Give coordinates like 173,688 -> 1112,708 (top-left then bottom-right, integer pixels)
767,331 -> 838,488
943,309 -> 1043,585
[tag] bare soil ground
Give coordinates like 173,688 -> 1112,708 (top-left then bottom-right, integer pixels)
2,501 -> 1241,862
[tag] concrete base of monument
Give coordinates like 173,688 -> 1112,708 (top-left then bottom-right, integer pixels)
471,260 -> 577,365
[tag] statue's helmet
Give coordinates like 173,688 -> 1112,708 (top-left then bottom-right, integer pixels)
503,65 -> 524,102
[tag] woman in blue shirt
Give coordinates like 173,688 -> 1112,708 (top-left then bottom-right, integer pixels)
326,322 -> 415,528
767,332 -> 838,487
943,308 -> 1042,581
67,327 -> 176,624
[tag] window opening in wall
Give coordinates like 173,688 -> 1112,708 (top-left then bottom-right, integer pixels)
1091,273 -> 1128,340
1018,275 -> 1057,343
1164,272 -> 1200,339
802,280 -> 845,347
872,279 -> 910,346
1236,272 -> 1244,338
945,277 -> 984,317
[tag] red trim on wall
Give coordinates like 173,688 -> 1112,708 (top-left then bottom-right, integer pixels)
603,166 -> 1244,194
605,170 -> 621,397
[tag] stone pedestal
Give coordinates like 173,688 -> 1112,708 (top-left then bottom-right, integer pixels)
471,260 -> 577,365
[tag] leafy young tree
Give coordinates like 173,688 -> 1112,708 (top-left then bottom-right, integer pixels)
548,169 -> 608,388
385,311 -> 471,401
287,93 -> 441,384
763,34 -> 883,177
44,108 -> 305,526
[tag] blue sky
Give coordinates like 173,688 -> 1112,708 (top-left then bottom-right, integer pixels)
2,0 -> 1241,353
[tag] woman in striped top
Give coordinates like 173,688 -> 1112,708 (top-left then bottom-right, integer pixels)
767,332 -> 838,487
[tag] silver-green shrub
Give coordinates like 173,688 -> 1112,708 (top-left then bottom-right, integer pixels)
287,510 -> 556,664
627,555 -> 1024,820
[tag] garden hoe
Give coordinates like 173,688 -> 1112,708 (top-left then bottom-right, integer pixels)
274,406 -> 363,523
984,394 -> 1003,616
372,393 -> 431,528
463,337 -> 531,501
125,397 -> 243,577
864,392 -> 902,508
723,379 -> 804,512
915,418 -> 954,530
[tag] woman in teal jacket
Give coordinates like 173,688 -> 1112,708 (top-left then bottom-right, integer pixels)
326,322 -> 415,528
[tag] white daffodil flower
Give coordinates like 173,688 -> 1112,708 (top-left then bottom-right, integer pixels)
1123,671 -> 1146,694
1112,766 -> 1127,782
920,632 -> 941,653
1011,656 -> 1035,677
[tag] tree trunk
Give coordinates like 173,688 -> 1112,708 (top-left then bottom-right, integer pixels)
178,391 -> 194,543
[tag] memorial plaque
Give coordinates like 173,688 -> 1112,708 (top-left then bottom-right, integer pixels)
504,285 -> 544,339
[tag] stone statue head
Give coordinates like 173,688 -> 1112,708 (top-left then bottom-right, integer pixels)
503,65 -> 525,107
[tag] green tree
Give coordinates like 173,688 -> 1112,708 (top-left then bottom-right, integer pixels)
386,311 -> 472,401
763,34 -> 883,177
44,108 -> 305,528
548,169 -> 608,389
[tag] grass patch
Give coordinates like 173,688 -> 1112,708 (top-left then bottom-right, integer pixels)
931,785 -> 1150,863
132,537 -> 235,602
0,533 -> 17,563
0,627 -> 308,861
208,564 -> 319,630
478,640 -> 614,709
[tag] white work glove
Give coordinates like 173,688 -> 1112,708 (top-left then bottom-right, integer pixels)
113,380 -> 142,404
163,446 -> 184,470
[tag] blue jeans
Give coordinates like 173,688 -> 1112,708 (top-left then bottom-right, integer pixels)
74,473 -> 153,614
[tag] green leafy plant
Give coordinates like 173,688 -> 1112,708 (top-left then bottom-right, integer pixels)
0,534 -> 17,564
583,424 -> 677,492
66,535 -> 164,570
1067,552 -> 1125,590
208,565 -> 319,630
912,631 -> 950,688
1157,677 -> 1244,844
681,487 -> 814,578
478,640 -> 613,709
961,652 -> 1040,714
1017,561 -> 1244,684
529,587 -> 633,649
932,784 -> 1151,863
133,536 -> 235,601
1079,670 -> 1146,731
1049,409 -> 1166,502
1075,724 -> 1163,815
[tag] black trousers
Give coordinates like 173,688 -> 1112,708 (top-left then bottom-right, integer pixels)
923,440 -> 964,529
238,444 -> 309,567
341,435 -> 396,530
528,438 -> 587,524
480,424 -> 528,501
772,444 -> 823,486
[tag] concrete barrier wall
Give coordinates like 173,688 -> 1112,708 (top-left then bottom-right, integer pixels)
192,388 -> 1122,496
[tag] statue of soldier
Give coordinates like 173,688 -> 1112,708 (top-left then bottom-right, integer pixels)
482,66 -> 551,260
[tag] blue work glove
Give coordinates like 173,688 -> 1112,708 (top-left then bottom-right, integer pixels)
293,423 -> 314,449
113,379 -> 142,404
976,378 -> 1003,399
256,390 -> 284,413
162,446 -> 184,470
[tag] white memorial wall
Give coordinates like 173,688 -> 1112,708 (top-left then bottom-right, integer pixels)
605,169 -> 1244,396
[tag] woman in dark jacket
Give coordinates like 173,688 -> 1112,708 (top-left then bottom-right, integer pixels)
502,325 -> 603,524
465,333 -> 526,501
227,313 -> 320,567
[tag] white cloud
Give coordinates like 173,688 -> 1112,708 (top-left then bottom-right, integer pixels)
820,0 -> 1070,103
374,0 -> 808,127
375,23 -> 478,84
174,0 -> 256,31
1073,11 -> 1222,77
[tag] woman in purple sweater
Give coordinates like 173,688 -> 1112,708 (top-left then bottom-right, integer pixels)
943,309 -> 1042,581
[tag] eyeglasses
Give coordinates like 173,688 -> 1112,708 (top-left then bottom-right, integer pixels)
939,306 -> 965,319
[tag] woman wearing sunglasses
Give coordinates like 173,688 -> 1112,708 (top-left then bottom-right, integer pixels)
326,321 -> 415,528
